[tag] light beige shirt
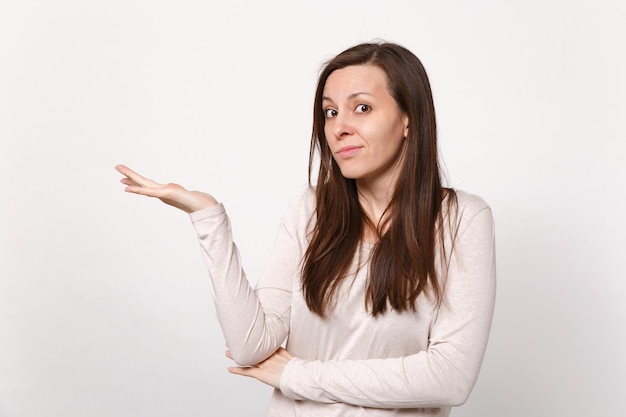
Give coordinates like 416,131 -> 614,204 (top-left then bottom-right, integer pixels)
190,187 -> 496,417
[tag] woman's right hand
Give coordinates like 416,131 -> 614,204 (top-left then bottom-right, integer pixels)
115,164 -> 218,213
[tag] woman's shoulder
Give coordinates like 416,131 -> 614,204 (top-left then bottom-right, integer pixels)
280,185 -> 317,231
285,185 -> 316,214
446,188 -> 493,222
451,189 -> 491,210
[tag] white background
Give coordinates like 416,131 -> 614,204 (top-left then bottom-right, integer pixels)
1,1 -> 625,416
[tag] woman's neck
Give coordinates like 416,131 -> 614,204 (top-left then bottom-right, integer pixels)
356,181 -> 395,244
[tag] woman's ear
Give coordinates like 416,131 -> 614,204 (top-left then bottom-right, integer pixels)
403,114 -> 409,138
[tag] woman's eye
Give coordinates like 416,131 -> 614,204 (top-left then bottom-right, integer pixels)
324,108 -> 338,119
355,104 -> 371,113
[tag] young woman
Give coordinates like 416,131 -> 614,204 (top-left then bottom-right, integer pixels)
116,41 -> 496,416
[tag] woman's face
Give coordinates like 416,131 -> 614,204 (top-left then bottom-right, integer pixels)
322,64 -> 409,187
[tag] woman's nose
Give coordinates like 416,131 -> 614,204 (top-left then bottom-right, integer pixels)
332,113 -> 355,138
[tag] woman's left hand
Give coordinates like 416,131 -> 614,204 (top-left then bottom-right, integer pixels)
226,348 -> 294,389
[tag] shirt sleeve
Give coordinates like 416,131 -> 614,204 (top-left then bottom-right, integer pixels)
190,192 -> 310,366
279,197 -> 497,408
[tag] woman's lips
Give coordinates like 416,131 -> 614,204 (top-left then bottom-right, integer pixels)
336,146 -> 362,158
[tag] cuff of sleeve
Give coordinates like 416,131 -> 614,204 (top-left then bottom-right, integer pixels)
279,358 -> 305,400
189,203 -> 225,223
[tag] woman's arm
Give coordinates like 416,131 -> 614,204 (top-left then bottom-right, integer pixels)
190,204 -> 301,366
272,200 -> 496,408
116,165 -> 304,366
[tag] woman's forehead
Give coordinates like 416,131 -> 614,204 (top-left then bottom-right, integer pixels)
323,65 -> 389,98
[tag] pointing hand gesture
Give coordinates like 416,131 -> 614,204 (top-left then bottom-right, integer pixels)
115,164 -> 218,213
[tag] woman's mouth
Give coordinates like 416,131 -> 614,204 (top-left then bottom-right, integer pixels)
336,146 -> 362,158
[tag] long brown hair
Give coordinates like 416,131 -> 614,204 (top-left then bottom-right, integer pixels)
303,41 -> 456,317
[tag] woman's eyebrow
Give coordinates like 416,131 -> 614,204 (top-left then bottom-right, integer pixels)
322,92 -> 374,102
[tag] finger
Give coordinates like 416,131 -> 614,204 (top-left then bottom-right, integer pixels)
115,164 -> 157,188
115,164 -> 137,178
228,366 -> 256,378
123,184 -> 171,199
120,177 -> 139,187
